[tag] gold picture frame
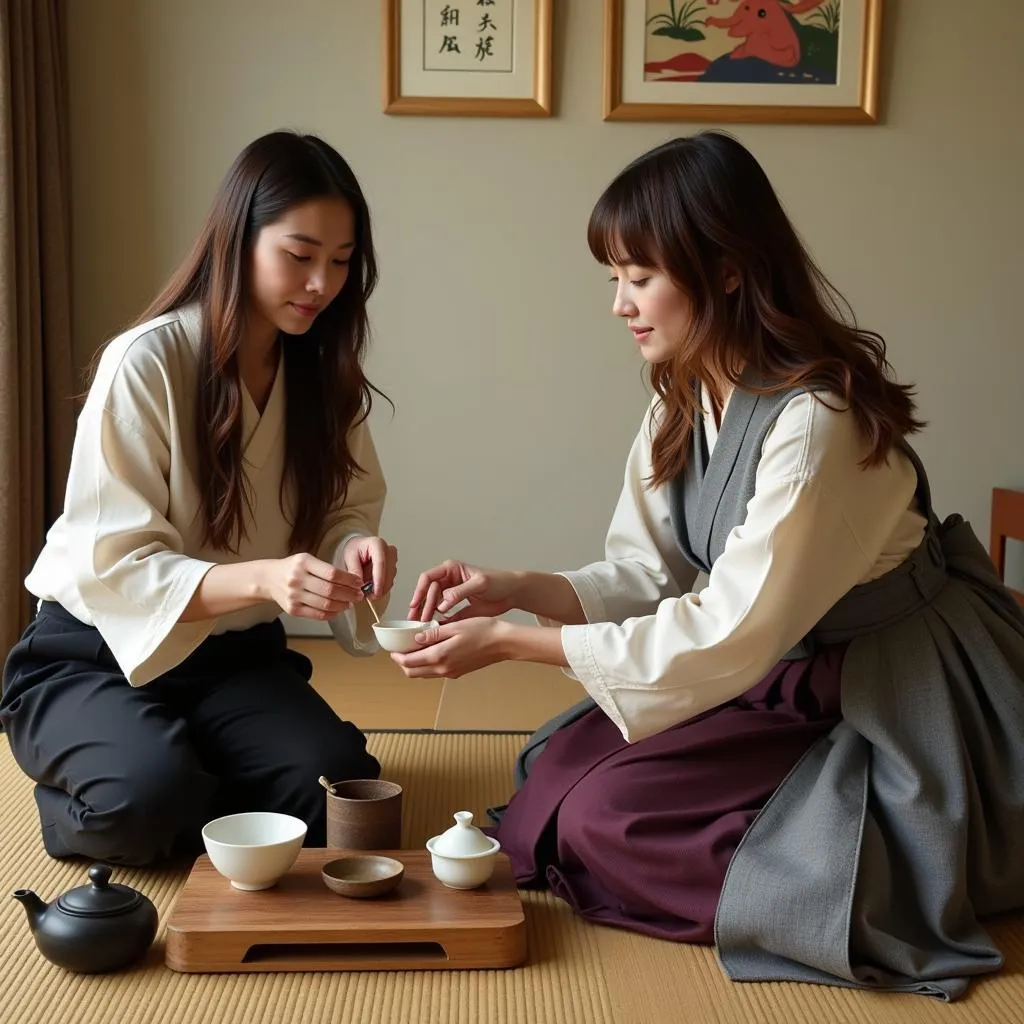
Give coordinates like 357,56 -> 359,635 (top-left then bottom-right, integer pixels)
383,0 -> 553,117
603,0 -> 882,124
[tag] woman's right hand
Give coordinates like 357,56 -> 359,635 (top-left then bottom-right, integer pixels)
408,561 -> 521,623
260,554 -> 366,620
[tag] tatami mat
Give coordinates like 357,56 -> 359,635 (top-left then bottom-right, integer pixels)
292,641 -> 445,731
434,662 -> 584,733
294,639 -> 583,733
3,733 -> 1023,1024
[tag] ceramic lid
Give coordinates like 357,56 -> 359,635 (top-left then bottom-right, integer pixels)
430,812 -> 494,857
56,864 -> 144,918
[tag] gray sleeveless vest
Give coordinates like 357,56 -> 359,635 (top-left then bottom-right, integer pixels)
670,380 -> 804,573
513,383 -> 1024,999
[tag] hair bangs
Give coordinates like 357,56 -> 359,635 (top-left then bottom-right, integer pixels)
587,178 -> 662,270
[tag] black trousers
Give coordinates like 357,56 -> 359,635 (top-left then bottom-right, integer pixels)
0,602 -> 380,865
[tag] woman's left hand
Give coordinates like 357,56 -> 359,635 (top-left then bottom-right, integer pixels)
340,535 -> 398,600
390,618 -> 507,678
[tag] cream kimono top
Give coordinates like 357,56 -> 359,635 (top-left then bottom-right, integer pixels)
551,390 -> 928,742
25,305 -> 386,685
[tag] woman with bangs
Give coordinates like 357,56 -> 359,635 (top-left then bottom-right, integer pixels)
1,131 -> 396,865
393,132 -> 1024,998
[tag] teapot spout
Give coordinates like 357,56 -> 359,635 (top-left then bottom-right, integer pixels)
12,889 -> 48,931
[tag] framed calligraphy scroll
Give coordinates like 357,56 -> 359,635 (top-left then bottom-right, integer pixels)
603,0 -> 882,123
383,0 -> 553,117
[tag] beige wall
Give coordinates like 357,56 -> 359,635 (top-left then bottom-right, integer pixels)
67,1 -> 1024,629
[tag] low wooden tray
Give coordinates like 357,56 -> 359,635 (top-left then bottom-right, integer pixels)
164,849 -> 526,973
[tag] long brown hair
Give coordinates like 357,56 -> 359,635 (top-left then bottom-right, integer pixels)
133,130 -> 385,553
587,131 -> 923,488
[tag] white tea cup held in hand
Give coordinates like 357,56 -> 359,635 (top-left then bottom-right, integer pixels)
372,619 -> 438,654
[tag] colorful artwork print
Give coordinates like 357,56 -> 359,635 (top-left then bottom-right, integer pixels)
644,0 -> 842,86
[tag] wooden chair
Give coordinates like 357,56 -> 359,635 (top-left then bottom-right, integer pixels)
991,488 -> 1024,606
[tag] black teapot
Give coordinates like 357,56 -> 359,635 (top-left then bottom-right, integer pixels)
13,863 -> 158,972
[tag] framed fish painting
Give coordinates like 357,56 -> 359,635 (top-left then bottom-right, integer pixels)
603,0 -> 883,123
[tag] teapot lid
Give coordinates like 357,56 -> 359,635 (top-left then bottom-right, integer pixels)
56,864 -> 145,918
431,811 -> 494,857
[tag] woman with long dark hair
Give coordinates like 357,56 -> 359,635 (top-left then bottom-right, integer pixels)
394,132 -> 1024,998
1,131 -> 395,864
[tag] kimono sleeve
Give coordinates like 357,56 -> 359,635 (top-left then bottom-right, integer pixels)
560,394 -> 918,742
66,405 -> 216,684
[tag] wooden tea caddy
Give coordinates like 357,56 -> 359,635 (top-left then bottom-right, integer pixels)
164,849 -> 526,972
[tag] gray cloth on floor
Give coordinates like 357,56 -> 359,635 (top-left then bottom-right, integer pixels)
514,379 -> 1024,1000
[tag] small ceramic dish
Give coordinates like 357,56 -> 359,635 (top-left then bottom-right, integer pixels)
321,855 -> 405,899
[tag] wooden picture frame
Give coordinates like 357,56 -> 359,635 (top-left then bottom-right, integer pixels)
603,0 -> 882,124
383,0 -> 554,117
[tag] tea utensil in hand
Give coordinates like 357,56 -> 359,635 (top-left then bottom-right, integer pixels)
361,581 -> 381,624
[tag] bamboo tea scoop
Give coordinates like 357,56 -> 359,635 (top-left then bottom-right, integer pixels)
361,581 -> 381,624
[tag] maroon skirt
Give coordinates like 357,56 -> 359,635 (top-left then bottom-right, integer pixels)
494,645 -> 846,943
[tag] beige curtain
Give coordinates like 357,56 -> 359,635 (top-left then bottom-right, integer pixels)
0,0 -> 74,657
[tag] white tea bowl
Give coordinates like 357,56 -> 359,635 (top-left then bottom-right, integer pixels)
372,619 -> 437,654
201,811 -> 307,891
